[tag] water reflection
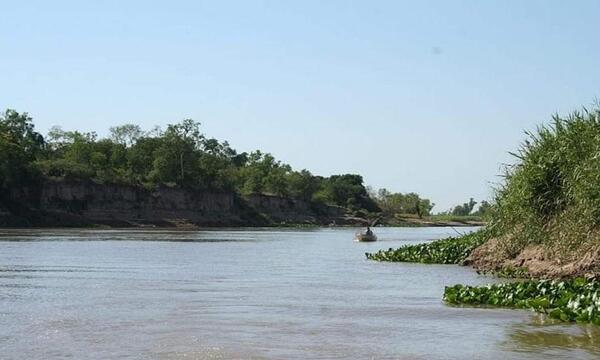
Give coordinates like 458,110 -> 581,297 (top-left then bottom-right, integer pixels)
503,314 -> 600,357
0,229 -> 279,243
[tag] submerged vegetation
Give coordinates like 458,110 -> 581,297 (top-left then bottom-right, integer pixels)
366,230 -> 487,264
444,278 -> 600,324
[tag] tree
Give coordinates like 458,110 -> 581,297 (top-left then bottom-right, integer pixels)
109,124 -> 142,147
373,188 -> 434,217
376,188 -> 393,213
288,170 -> 320,201
417,198 -> 434,218
451,198 -> 478,216
322,175 -> 380,212
196,139 -> 240,190
238,151 -> 292,195
125,136 -> 163,184
150,119 -> 204,186
1,108 -> 392,215
0,110 -> 45,188
473,200 -> 492,217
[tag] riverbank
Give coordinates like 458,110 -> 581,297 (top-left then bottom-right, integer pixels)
465,238 -> 600,279
0,179 -> 349,228
0,179 -> 485,229
383,214 -> 485,227
365,229 -> 600,324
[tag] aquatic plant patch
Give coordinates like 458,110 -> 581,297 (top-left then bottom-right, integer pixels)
365,230 -> 487,264
444,278 -> 600,324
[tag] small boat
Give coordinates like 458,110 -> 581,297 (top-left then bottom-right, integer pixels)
355,230 -> 377,242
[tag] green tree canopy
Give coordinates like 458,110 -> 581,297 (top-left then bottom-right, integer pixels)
451,198 -> 477,216
0,108 -> 391,215
0,110 -> 45,188
374,188 -> 434,218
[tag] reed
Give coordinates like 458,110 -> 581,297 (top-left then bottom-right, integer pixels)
490,107 -> 600,261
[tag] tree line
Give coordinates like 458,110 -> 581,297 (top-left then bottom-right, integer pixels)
0,109 -> 379,214
371,188 -> 435,218
441,198 -> 491,217
371,190 -> 491,218
0,109 -> 493,218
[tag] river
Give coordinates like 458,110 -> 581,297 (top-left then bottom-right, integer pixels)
0,227 -> 598,359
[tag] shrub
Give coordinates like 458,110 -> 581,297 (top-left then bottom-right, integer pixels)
35,159 -> 95,180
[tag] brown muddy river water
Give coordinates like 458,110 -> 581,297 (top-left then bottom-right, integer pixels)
0,227 -> 598,359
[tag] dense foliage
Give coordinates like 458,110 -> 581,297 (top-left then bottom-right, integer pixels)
0,109 -> 379,213
373,188 -> 434,218
435,198 -> 491,218
450,198 -> 477,216
0,110 -> 45,189
365,230 -> 487,264
444,278 -> 600,324
491,107 -> 600,259
473,200 -> 492,217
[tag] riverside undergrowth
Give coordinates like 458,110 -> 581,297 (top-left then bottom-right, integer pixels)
491,107 -> 600,263
444,278 -> 600,324
365,230 -> 487,264
364,107 -> 600,325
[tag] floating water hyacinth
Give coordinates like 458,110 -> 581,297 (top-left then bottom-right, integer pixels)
365,230 -> 487,264
443,278 -> 600,324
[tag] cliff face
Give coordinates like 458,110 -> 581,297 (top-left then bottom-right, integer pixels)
0,180 -> 348,227
39,181 -> 245,226
243,193 -> 345,225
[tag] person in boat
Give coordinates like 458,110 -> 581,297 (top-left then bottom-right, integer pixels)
365,226 -> 373,236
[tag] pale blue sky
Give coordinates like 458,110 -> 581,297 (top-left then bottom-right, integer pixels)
2,1 -> 599,211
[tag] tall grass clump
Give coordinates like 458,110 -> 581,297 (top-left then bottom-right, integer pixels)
491,107 -> 600,260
